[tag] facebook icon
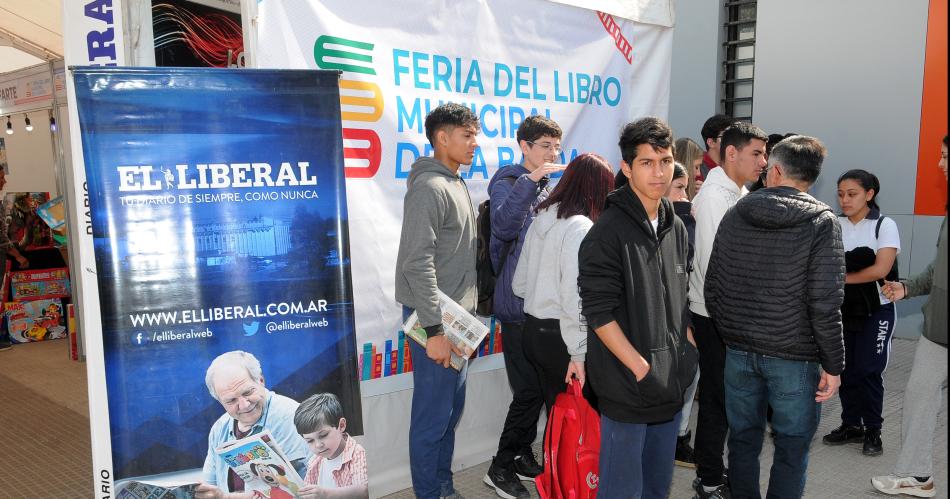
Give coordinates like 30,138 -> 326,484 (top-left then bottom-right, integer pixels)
132,332 -> 149,346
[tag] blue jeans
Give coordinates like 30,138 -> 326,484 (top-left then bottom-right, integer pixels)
678,368 -> 700,436
725,347 -> 821,499
405,307 -> 468,499
598,412 -> 681,498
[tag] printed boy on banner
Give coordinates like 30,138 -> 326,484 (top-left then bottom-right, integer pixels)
295,392 -> 369,498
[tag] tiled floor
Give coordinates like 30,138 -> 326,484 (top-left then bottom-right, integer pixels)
381,337 -> 948,499
1,337 -> 945,498
0,339 -> 91,498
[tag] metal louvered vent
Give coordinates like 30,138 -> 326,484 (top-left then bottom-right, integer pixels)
722,0 -> 756,121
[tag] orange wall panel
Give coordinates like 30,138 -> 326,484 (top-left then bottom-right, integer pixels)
914,0 -> 949,215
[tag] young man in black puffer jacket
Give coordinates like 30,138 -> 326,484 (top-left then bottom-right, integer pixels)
579,117 -> 698,498
705,135 -> 845,499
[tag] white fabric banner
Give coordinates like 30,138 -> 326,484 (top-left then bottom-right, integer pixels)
546,0 -> 675,26
255,0 -> 672,376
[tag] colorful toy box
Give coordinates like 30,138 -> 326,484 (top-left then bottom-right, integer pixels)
3,298 -> 67,343
9,267 -> 70,301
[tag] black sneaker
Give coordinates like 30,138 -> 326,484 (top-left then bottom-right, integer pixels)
693,475 -> 730,497
675,431 -> 696,468
692,483 -> 731,499
863,428 -> 883,456
512,452 -> 543,481
822,423 -> 864,445
0,340 -> 12,352
484,458 -> 530,499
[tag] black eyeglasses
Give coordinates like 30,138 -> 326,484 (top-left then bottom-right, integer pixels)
527,141 -> 562,155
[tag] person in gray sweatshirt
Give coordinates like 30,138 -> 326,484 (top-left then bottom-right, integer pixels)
512,153 -> 614,412
871,135 -> 948,498
394,103 -> 479,499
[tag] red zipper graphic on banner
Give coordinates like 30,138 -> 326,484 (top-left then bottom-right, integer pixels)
597,11 -> 633,64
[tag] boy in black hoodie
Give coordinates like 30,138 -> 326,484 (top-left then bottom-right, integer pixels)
579,117 -> 698,497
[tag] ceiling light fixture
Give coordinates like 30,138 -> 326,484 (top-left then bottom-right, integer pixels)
24,114 -> 33,132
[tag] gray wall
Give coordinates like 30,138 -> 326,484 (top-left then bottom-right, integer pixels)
669,0 -> 722,144
752,0 -> 939,335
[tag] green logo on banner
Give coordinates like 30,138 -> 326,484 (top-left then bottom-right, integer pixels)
314,35 -> 376,75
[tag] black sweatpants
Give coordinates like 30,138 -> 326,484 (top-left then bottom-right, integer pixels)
522,315 -> 572,413
522,315 -> 597,416
693,312 -> 728,487
494,320 -> 545,467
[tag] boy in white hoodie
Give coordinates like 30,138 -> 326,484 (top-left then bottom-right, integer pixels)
688,121 -> 768,499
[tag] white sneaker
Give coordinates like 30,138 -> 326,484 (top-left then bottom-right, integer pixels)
871,475 -> 936,497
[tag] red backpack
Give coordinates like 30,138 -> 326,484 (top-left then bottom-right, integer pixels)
536,381 -> 600,499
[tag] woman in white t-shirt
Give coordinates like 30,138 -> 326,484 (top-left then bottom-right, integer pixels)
823,169 -> 900,457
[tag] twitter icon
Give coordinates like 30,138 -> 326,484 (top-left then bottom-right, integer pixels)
242,320 -> 260,337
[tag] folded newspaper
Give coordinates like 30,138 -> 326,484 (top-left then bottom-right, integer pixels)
117,481 -> 198,499
214,430 -> 304,498
402,290 -> 490,370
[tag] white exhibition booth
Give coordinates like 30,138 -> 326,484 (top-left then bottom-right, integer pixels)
0,60 -> 78,358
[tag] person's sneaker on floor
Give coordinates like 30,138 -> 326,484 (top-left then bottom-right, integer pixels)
692,476 -> 731,499
484,457 -> 530,499
692,483 -> 731,499
441,493 -> 466,499
675,430 -> 696,468
863,428 -> 883,456
871,475 -> 936,497
512,452 -> 543,481
822,423 -> 865,445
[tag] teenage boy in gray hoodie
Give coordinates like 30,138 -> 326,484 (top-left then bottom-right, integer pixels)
394,102 -> 479,499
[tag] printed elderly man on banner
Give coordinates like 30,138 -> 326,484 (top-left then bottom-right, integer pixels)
196,351 -> 311,499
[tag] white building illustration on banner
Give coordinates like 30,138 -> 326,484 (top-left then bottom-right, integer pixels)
193,217 -> 292,257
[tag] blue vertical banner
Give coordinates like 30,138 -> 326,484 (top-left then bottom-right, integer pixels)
72,68 -> 362,492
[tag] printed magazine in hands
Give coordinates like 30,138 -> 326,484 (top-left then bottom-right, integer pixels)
215,430 -> 304,498
402,290 -> 490,370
